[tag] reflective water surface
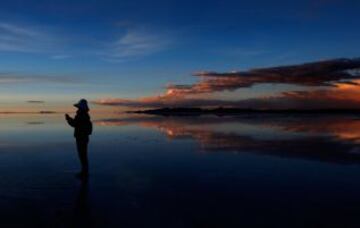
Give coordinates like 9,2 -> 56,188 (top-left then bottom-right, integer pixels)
1,113 -> 360,227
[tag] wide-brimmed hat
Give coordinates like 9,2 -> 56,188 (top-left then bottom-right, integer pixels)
74,99 -> 89,111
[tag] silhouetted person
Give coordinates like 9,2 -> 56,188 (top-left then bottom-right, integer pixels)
65,99 -> 93,178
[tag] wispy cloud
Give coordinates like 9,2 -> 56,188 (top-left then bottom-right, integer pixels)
104,27 -> 172,61
0,72 -> 79,84
0,21 -> 173,62
50,54 -> 71,60
26,100 -> 45,104
0,23 -> 39,37
0,22 -> 55,53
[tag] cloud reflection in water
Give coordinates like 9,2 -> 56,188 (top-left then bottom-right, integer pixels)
95,114 -> 360,164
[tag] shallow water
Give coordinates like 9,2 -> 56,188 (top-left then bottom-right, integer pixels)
1,113 -> 360,227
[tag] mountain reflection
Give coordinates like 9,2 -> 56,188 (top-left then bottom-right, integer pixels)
95,115 -> 360,164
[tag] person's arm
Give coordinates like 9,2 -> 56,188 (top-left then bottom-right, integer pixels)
65,114 -> 77,127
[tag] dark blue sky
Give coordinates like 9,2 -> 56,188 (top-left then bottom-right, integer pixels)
0,0 -> 358,109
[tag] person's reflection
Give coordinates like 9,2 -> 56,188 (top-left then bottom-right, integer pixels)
71,179 -> 93,228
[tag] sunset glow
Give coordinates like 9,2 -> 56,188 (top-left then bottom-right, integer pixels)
0,1 -> 357,111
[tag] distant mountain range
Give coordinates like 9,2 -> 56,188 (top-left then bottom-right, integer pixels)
128,107 -> 360,116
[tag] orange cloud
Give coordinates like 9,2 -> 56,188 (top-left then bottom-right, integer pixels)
166,58 -> 360,96
95,58 -> 360,109
281,79 -> 360,108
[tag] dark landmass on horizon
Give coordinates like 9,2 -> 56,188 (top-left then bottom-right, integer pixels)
128,107 -> 360,116
0,111 -> 57,114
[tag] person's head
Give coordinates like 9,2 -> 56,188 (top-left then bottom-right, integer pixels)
74,99 -> 89,112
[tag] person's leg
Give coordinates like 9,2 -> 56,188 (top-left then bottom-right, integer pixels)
76,138 -> 89,175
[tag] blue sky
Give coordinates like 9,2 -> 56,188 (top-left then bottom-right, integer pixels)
0,0 -> 359,110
